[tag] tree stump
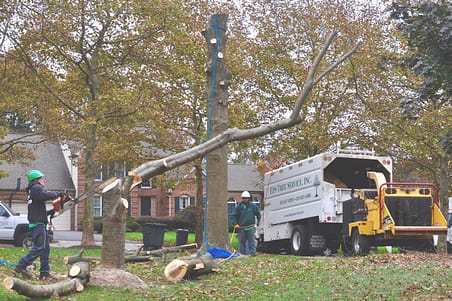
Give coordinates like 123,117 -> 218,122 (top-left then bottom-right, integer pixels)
164,252 -> 221,282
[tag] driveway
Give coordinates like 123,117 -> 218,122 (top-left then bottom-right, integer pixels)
52,230 -> 102,242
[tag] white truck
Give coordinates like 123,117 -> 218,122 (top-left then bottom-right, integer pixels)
0,201 -> 32,247
256,148 -> 447,255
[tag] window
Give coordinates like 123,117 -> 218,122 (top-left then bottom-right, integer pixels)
175,195 -> 194,212
94,169 -> 102,182
93,195 -> 102,217
140,197 -> 156,216
178,196 -> 190,210
140,178 -> 156,189
227,198 -> 237,220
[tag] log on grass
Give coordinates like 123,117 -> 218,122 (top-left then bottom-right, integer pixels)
143,243 -> 198,257
68,261 -> 90,282
64,255 -> 100,265
3,262 -> 90,298
3,277 -> 86,298
164,252 -> 221,282
64,243 -> 199,264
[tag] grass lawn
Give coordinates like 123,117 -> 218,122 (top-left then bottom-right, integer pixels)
1,233 -> 451,300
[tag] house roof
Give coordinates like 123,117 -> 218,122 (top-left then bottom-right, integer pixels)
1,134 -> 75,192
227,164 -> 263,192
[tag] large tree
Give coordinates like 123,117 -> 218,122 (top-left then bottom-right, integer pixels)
388,0 -> 451,208
1,1 -> 193,246
99,23 -> 359,273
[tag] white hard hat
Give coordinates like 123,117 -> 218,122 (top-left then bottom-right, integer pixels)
241,191 -> 251,198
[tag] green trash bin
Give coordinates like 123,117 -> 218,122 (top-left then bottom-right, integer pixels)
142,223 -> 166,250
176,228 -> 189,246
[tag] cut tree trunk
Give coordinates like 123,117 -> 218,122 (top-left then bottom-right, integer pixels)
164,253 -> 221,282
203,13 -> 231,250
3,262 -> 90,298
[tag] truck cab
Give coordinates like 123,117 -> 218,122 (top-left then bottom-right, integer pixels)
0,201 -> 31,247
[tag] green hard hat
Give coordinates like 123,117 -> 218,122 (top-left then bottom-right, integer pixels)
27,170 -> 44,183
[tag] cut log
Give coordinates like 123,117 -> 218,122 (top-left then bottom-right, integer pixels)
3,277 -> 86,298
164,252 -> 221,282
68,262 -> 90,282
3,262 -> 90,298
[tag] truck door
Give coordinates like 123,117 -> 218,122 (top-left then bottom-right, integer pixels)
0,204 -> 15,240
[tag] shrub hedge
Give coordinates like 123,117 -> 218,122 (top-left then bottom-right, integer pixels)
92,206 -> 198,233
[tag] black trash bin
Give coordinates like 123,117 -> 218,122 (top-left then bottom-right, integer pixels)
176,228 -> 189,246
142,223 -> 166,250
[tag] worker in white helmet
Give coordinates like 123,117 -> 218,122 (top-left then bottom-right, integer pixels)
231,191 -> 261,256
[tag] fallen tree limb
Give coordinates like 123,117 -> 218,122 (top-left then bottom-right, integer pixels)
64,243 -> 199,265
64,255 -> 100,265
3,262 -> 90,298
142,243 -> 198,257
164,252 -> 221,282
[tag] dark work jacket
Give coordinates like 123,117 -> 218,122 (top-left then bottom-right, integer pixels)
26,181 -> 58,225
231,201 -> 261,227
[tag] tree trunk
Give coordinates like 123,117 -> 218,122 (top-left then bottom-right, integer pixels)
100,179 -> 127,268
81,125 -> 98,247
203,14 -> 231,250
439,144 -> 449,214
194,161 -> 204,247
164,253 -> 221,282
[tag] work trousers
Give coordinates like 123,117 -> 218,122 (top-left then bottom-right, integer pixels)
17,224 -> 50,274
237,227 -> 257,255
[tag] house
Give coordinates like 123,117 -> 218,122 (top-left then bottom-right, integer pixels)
0,135 -> 264,230
0,134 -> 76,230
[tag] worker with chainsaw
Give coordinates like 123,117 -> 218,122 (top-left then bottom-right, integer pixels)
15,170 -> 66,280
231,191 -> 261,256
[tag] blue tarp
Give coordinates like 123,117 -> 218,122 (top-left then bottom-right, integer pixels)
206,247 -> 240,259
0,260 -> 16,267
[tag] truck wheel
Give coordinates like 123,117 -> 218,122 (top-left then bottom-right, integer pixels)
352,229 -> 370,256
341,236 -> 354,256
290,225 -> 309,256
15,231 -> 33,248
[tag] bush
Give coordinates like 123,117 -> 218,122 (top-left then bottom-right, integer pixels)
126,216 -> 140,232
82,206 -> 198,233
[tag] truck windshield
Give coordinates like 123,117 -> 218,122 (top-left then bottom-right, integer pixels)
1,203 -> 20,216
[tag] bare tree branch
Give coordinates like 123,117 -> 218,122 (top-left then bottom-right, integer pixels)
129,31 -> 359,185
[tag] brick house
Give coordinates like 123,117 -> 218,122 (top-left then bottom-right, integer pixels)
1,135 -> 263,230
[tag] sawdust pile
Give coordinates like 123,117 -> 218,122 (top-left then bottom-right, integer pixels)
90,266 -> 148,290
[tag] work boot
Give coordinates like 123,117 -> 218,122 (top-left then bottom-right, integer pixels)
14,266 -> 32,279
39,273 -> 57,281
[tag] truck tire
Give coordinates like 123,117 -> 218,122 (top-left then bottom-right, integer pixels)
15,231 -> 33,248
341,236 -> 354,256
352,229 -> 370,256
290,225 -> 309,256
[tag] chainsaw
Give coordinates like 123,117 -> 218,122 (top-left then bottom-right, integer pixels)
48,177 -> 117,219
